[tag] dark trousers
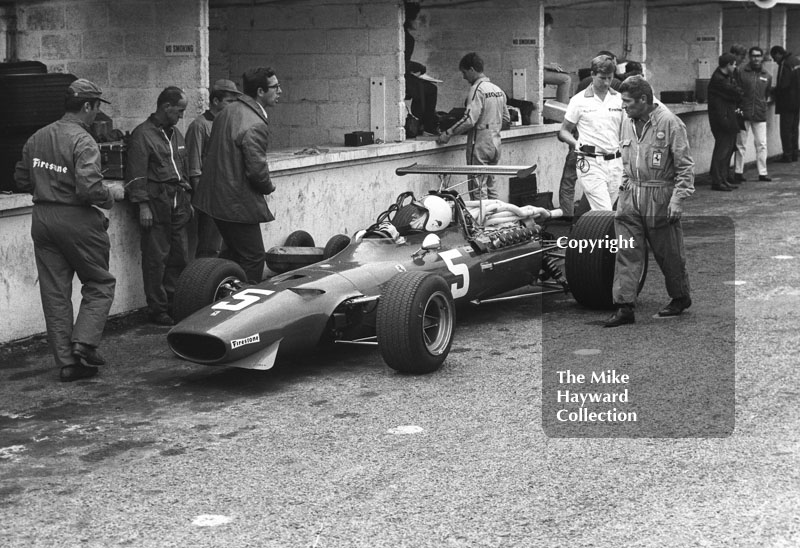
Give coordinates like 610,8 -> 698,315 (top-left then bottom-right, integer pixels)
558,149 -> 578,217
31,204 -> 116,367
214,219 -> 266,283
140,196 -> 191,316
195,210 -> 223,258
406,76 -> 439,134
779,109 -> 800,159
710,129 -> 738,185
613,184 -> 690,306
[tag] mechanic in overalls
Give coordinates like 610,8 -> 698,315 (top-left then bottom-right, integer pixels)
605,76 -> 694,327
14,79 -> 124,381
437,52 -> 510,200
127,87 -> 193,326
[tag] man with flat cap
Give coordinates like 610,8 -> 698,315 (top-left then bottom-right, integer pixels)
186,79 -> 242,258
15,78 -> 125,381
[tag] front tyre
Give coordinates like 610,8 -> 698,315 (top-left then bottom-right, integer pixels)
172,259 -> 247,321
376,272 -> 455,374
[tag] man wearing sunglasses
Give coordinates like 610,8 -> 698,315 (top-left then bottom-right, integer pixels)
193,67 -> 281,283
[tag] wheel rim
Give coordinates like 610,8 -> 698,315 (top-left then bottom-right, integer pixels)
422,291 -> 454,356
214,276 -> 243,301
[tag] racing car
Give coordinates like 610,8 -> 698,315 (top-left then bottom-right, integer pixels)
166,164 -> 635,374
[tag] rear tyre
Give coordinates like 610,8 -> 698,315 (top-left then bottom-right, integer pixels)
284,230 -> 315,247
323,234 -> 351,259
565,210 -> 647,309
376,272 -> 455,374
172,259 -> 247,321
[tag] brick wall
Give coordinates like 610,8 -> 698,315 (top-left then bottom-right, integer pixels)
12,0 -> 208,134
210,0 -> 404,149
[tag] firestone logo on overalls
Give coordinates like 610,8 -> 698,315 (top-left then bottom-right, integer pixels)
556,235 -> 635,254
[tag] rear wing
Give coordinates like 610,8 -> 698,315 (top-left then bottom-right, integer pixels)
396,163 -> 537,180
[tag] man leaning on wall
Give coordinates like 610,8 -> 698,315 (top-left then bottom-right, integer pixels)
14,79 -> 125,381
126,87 -> 193,327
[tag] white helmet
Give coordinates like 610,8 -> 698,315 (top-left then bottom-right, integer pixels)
418,195 -> 452,232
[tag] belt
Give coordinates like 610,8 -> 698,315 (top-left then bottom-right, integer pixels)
630,179 -> 673,187
580,145 -> 621,161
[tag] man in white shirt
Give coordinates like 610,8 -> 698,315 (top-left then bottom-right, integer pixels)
557,56 -> 624,211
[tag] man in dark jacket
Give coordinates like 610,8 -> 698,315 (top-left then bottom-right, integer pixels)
15,79 -> 124,381
770,46 -> 800,162
734,47 -> 772,182
707,53 -> 743,191
127,87 -> 193,326
193,67 -> 279,283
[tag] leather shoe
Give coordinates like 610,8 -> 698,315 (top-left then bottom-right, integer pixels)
658,296 -> 692,317
149,312 -> 175,326
711,184 -> 733,191
72,342 -> 105,365
60,364 -> 98,382
604,305 -> 635,327
758,175 -> 772,182
733,173 -> 746,183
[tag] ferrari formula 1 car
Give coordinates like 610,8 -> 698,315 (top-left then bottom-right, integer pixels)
167,164 -> 633,374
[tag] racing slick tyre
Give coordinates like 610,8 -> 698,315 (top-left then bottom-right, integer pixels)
266,246 -> 325,274
323,234 -> 351,259
565,210 -> 647,309
284,230 -> 315,247
172,259 -> 247,321
376,271 -> 455,374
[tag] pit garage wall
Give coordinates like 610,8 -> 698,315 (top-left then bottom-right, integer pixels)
11,0 -> 209,134
209,0 -> 405,149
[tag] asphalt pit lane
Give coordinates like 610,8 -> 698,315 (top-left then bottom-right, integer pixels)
7,368 -> 52,381
772,255 -> 794,260
192,514 -> 233,527
159,447 -> 186,457
359,391 -> 379,398
387,425 -> 423,434
0,360 -> 34,370
723,280 -> 746,285
79,439 -> 156,463
333,411 -> 359,419
573,349 -> 601,356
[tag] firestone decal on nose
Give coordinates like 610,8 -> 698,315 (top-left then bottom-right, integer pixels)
231,333 -> 260,349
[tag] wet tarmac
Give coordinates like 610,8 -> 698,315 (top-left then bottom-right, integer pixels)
1,161 -> 798,547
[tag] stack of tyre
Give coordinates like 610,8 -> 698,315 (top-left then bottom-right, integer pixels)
0,62 -> 77,192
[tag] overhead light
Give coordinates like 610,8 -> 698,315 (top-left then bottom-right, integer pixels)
752,0 -> 779,8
